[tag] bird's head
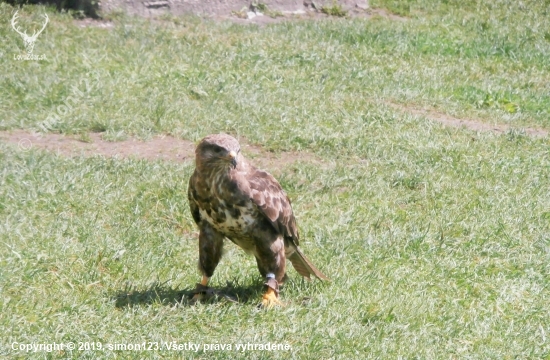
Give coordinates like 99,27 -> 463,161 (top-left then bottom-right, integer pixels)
195,134 -> 241,172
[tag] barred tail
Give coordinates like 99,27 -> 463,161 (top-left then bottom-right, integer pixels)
288,247 -> 329,281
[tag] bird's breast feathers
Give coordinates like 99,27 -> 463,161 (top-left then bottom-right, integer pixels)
199,201 -> 253,230
190,164 -> 295,244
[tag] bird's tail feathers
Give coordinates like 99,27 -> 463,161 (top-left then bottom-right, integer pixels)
288,247 -> 329,281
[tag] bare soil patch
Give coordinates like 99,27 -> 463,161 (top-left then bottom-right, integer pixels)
0,130 -> 322,172
387,102 -> 548,138
95,0 -> 403,24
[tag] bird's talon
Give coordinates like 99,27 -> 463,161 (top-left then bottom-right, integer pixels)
190,292 -> 205,304
260,279 -> 283,308
190,283 -> 213,303
260,289 -> 283,308
194,283 -> 210,293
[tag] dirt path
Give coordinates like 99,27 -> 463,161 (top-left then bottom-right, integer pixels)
0,130 -> 322,171
2,104 -> 546,173
387,102 -> 548,138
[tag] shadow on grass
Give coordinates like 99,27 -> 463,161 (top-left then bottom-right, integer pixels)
113,281 -> 263,308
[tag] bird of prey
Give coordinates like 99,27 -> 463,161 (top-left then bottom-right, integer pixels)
187,134 -> 328,307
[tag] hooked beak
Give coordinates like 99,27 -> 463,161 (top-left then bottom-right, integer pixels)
227,151 -> 237,169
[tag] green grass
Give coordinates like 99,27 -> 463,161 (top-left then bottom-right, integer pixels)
321,3 -> 347,17
1,0 -> 550,358
2,0 -> 550,140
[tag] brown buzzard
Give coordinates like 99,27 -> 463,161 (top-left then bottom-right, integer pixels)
188,134 -> 328,307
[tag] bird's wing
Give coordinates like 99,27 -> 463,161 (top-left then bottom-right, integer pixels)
246,167 -> 300,244
187,171 -> 201,226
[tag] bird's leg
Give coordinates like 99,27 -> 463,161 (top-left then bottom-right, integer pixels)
261,273 -> 283,308
255,237 -> 286,308
191,225 -> 223,304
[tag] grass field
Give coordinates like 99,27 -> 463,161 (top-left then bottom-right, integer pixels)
1,0 -> 550,358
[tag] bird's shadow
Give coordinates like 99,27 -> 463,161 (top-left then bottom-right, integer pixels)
113,280 -> 263,309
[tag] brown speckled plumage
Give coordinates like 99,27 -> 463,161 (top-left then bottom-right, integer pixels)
188,134 -> 328,298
